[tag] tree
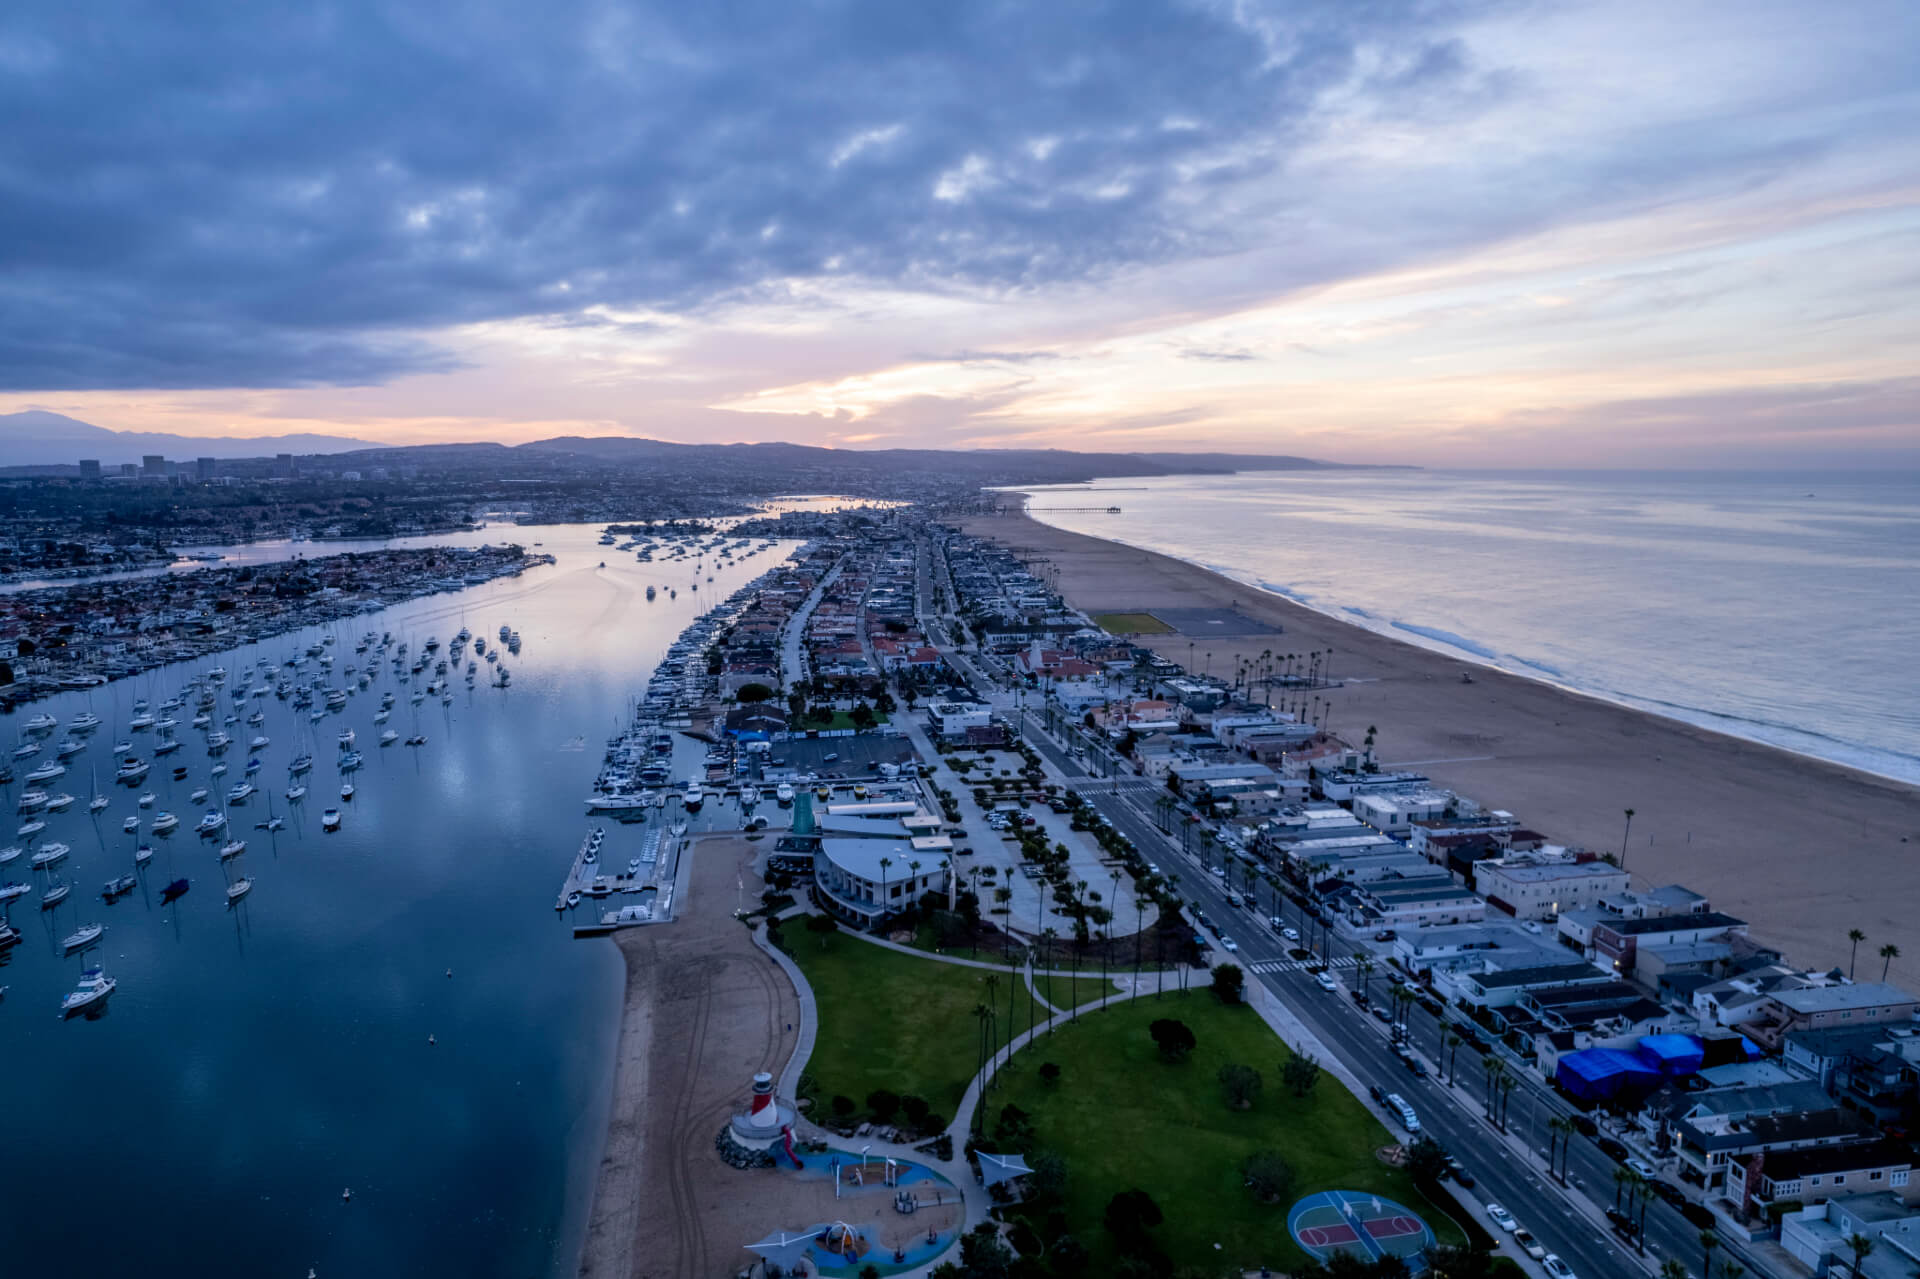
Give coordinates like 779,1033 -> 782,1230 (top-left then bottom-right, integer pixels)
901,1094 -> 931,1127
1660,1261 -> 1689,1279
1038,1062 -> 1062,1086
850,702 -> 876,730
1849,928 -> 1868,980
1217,1063 -> 1263,1110
1028,1149 -> 1068,1201
736,682 -> 774,703
958,1223 -> 1015,1279
1881,943 -> 1900,979
831,1094 -> 855,1117
1149,1017 -> 1196,1062
1699,1229 -> 1719,1279
1621,807 -> 1636,871
1847,1233 -> 1876,1276
1406,1137 -> 1450,1185
805,912 -> 839,949
1104,1188 -> 1163,1242
866,1088 -> 901,1122
1282,1052 -> 1322,1098
1240,1149 -> 1295,1204
1211,962 -> 1246,1005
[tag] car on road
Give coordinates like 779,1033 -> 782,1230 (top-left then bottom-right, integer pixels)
1595,1136 -> 1629,1162
1486,1204 -> 1517,1232
1542,1254 -> 1575,1279
1445,1157 -> 1474,1188
1314,971 -> 1339,992
1148,863 -> 1160,875
1650,1180 -> 1686,1208
1374,929 -> 1397,941
1368,1083 -> 1386,1104
1400,1054 -> 1428,1079
1282,926 -> 1300,942
1678,1201 -> 1716,1229
1220,936 -> 1239,952
1384,1093 -> 1420,1133
1569,1114 -> 1599,1137
1625,1157 -> 1658,1179
1512,1229 -> 1546,1261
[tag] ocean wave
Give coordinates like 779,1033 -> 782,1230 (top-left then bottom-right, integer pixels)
1257,579 -> 1312,603
1509,655 -> 1565,678
1344,606 -> 1374,619
1390,621 -> 1500,660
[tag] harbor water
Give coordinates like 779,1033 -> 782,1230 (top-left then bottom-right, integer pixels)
0,524 -> 795,1277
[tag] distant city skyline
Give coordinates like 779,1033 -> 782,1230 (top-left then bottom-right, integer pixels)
2,1 -> 1916,467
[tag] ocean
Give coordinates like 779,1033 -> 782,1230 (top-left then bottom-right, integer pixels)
0,523 -> 795,1277
1017,470 -> 1920,785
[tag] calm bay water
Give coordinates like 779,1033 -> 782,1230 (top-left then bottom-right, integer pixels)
0,523 -> 796,1277
1022,470 -> 1920,783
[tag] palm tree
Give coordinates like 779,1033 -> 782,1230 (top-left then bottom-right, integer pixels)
1620,808 -> 1636,872
1613,1166 -> 1631,1210
1849,928 -> 1868,979
1718,1262 -> 1745,1279
1699,1229 -> 1719,1279
982,973 -> 1001,1092
878,856 -> 893,926
1356,954 -> 1375,1003
1881,943 -> 1900,979
971,1001 -> 992,1134
1040,926 -> 1060,1028
1846,1233 -> 1875,1277
1443,1029 -> 1463,1085
1547,1115 -> 1574,1181
1661,1261 -> 1689,1279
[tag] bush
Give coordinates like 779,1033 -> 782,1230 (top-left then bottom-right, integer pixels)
1283,1052 -> 1322,1098
831,1094 -> 855,1117
1218,1062 -> 1263,1110
1104,1188 -> 1164,1249
736,682 -> 774,703
1211,963 -> 1246,1004
867,1088 -> 901,1122
1241,1149 -> 1295,1204
1038,1061 -> 1062,1086
1149,1018 -> 1196,1063
901,1094 -> 931,1127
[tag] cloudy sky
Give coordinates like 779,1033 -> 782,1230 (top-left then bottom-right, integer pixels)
2,0 -> 1916,465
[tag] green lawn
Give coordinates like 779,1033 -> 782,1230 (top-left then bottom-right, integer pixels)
1092,611 -> 1175,635
793,710 -> 891,733
1034,968 -> 1125,1011
786,930 -> 1061,1116
992,991 -> 1463,1272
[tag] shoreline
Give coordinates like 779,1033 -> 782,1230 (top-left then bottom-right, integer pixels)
963,496 -> 1920,984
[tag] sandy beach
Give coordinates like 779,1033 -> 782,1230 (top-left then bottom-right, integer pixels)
577,834 -> 801,1279
964,499 -> 1920,985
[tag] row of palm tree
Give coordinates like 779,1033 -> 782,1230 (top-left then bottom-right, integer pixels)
1846,928 -> 1901,980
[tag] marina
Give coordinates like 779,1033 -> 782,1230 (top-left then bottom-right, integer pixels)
0,521 -> 803,1279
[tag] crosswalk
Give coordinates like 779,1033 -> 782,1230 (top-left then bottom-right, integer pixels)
1073,777 -> 1160,796
1248,955 -> 1361,975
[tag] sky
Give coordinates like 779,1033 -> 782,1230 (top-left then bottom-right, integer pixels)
1,0 -> 1917,467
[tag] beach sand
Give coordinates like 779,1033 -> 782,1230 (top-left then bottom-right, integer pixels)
577,834 -> 801,1279
963,499 -> 1920,984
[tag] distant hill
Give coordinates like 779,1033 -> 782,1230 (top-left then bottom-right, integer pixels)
0,410 -> 377,467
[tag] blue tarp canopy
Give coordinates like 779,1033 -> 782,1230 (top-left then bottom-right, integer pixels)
1556,1048 -> 1664,1102
1637,1034 -> 1705,1076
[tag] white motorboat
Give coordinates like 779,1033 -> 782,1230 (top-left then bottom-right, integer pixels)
115,757 -> 150,783
338,750 -> 363,770
0,845 -> 20,866
250,735 -> 270,750
682,783 -> 704,812
69,711 -> 101,732
151,811 -> 179,834
226,782 -> 256,803
340,782 -> 355,801
122,815 -> 140,833
206,731 -> 231,750
61,967 -> 116,1016
12,742 -> 42,760
40,881 -> 71,909
17,789 -> 49,814
191,712 -> 212,729
88,793 -> 109,814
55,738 -> 87,758
25,712 -> 58,733
31,842 -> 71,869
44,792 -> 76,812
210,761 -> 228,777
138,791 -> 156,808
128,712 -> 155,731
111,739 -> 132,753
195,810 -> 227,835
226,877 -> 252,906
134,843 -> 154,867
0,880 -> 27,901
102,873 -> 138,899
61,922 -> 104,953
190,786 -> 209,803
25,760 -> 66,783
286,784 -> 307,802
337,729 -> 355,747
255,816 -> 285,832
321,808 -> 342,831
219,839 -> 247,861
373,709 -> 391,724
289,753 -> 313,774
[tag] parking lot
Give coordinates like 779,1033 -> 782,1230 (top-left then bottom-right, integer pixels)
765,731 -> 918,780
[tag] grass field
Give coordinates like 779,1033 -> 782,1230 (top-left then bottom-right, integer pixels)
787,930 -> 1082,1115
1091,611 -> 1174,635
992,991 -> 1463,1271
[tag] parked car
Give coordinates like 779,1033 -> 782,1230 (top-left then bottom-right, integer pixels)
1679,1201 -> 1716,1229
1604,1207 -> 1636,1239
1512,1229 -> 1546,1261
1368,1083 -> 1386,1104
1570,1114 -> 1599,1137
1542,1255 -> 1575,1279
1401,1055 -> 1428,1079
1374,929 -> 1397,941
1371,1005 -> 1392,1025
1626,1157 -> 1658,1179
1595,1136 -> 1630,1162
1486,1204 -> 1517,1232
1220,936 -> 1239,952
1447,1158 -> 1475,1188
1650,1181 -> 1686,1208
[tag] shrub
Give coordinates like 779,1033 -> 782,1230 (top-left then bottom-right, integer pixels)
1210,963 -> 1246,1004
1218,1063 -> 1263,1110
1038,1061 -> 1062,1086
1241,1149 -> 1295,1204
1283,1052 -> 1322,1098
867,1088 -> 901,1122
831,1094 -> 855,1117
901,1094 -> 931,1127
1149,1018 -> 1196,1062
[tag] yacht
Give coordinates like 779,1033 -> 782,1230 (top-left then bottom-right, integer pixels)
289,753 -> 313,774
0,881 -> 27,903
44,792 -> 76,812
373,709 -> 391,724
0,845 -> 20,866
40,881 -> 71,909
26,759 -> 67,784
208,666 -> 227,682
191,712 -> 212,730
17,789 -> 49,814
286,784 -> 307,802
60,968 -> 117,1016
226,877 -> 253,906
55,738 -> 87,758
122,815 -> 140,833
151,811 -> 179,834
210,761 -> 228,777
103,872 -> 138,899
61,922 -> 104,953
195,810 -> 227,835
321,808 -> 342,831
13,741 -> 42,760
115,757 -> 150,783
219,839 -> 247,861
133,843 -> 155,867
31,842 -> 71,869
129,712 -> 155,731
69,711 -> 101,732
153,737 -> 181,756
340,782 -> 355,801
379,729 -> 399,745
88,793 -> 110,814
585,793 -> 652,813
137,790 -> 156,807
206,731 -> 231,750
226,781 -> 256,803
337,729 -> 355,748
189,786 -> 209,803
250,735 -> 270,751
339,750 -> 363,770
682,783 -> 704,812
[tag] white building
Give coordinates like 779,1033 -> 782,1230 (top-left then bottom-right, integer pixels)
1474,853 -> 1630,921
812,838 -> 950,930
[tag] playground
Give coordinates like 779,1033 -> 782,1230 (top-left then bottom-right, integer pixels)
745,1150 -> 964,1275
1287,1190 -> 1435,1267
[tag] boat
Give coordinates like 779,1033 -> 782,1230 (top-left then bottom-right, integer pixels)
321,808 -> 342,831
585,793 -> 652,813
338,750 -> 363,770
219,839 -> 247,861
133,844 -> 154,867
88,792 -> 109,814
340,782 -> 355,801
17,789 -> 49,814
160,878 -> 189,903
103,874 -> 138,899
153,737 -> 181,755
226,781 -> 256,803
138,790 -> 156,807
286,784 -> 307,802
226,877 -> 252,906
195,810 -> 227,834
11,742 -> 42,760
69,711 -> 101,732
191,712 -> 212,729
0,882 -> 25,904
682,783 -> 703,812
44,791 -> 76,812
128,712 -> 155,731
55,738 -> 87,758
115,757 -> 150,783
0,845 -> 19,866
211,761 -> 228,777
337,729 -> 355,747
60,968 -> 117,1017
151,811 -> 179,833
250,735 -> 270,750
289,753 -> 313,774
30,842 -> 70,869
255,816 -> 286,832
190,786 -> 209,803
122,815 -> 141,833
111,738 -> 131,753
205,731 -> 231,750
61,922 -> 105,953
379,729 -> 399,745
405,734 -> 426,747
40,881 -> 71,909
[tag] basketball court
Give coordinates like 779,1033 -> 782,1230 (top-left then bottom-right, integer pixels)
1287,1190 -> 1434,1266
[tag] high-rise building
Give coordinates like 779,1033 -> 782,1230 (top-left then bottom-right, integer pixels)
118,463 -> 138,478
77,459 -> 101,479
142,454 -> 167,476
276,452 -> 296,478
196,457 -> 216,480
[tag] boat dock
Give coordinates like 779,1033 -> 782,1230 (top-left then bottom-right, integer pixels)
564,821 -> 688,937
